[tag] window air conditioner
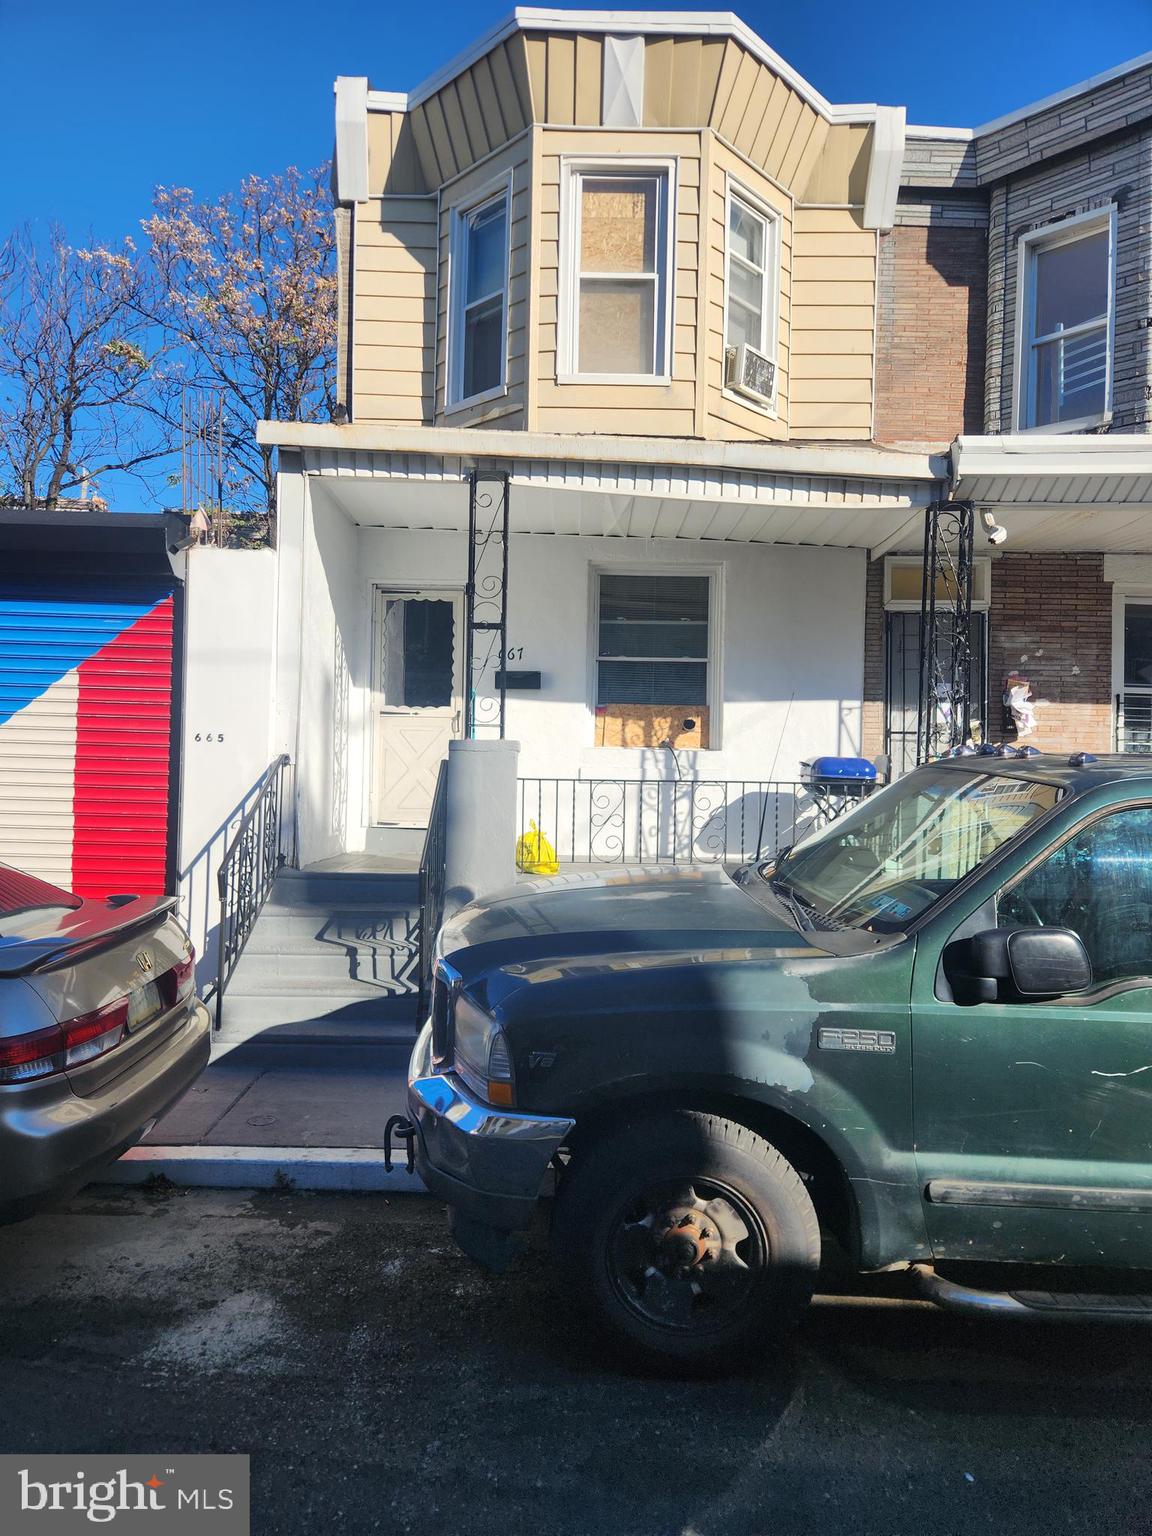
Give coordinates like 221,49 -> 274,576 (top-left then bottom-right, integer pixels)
725,343 -> 776,407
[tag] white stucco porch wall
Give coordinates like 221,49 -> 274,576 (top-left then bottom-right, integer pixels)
178,547 -> 277,982
356,528 -> 866,778
291,509 -> 868,863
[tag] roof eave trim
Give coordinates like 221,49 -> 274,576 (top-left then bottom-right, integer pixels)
970,48 -> 1152,138
257,420 -> 943,483
333,76 -> 370,204
863,105 -> 906,231
365,8 -> 884,125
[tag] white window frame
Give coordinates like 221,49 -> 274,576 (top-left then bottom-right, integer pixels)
722,176 -> 781,416
445,175 -> 512,412
558,156 -> 677,386
883,557 -> 991,611
1111,585 -> 1152,746
588,563 -> 722,749
1013,205 -> 1116,434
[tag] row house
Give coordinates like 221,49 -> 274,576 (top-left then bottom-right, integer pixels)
256,9 -> 1152,873
869,50 -> 1152,769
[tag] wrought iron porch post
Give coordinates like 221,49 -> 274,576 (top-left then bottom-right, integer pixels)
916,500 -> 976,766
464,470 -> 510,738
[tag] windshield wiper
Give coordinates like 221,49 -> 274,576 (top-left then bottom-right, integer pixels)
769,878 -> 815,932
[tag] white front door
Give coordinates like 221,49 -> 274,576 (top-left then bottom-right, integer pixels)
371,590 -> 464,827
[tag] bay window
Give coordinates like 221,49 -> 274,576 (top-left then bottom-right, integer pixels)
448,187 -> 509,407
560,162 -> 674,380
725,189 -> 775,358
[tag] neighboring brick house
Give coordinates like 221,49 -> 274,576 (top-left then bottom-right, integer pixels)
868,53 -> 1152,768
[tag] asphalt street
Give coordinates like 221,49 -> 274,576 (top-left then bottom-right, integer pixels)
1,1185 -> 1150,1536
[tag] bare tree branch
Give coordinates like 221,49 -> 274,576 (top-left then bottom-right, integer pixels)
142,167 -> 337,517
0,226 -> 177,508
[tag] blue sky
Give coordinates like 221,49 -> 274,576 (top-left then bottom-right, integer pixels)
4,0 -> 1151,241
2,0 -> 1150,507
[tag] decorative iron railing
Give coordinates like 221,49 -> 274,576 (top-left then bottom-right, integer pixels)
1116,692 -> 1152,754
417,758 -> 450,1020
215,755 -> 295,1028
516,778 -> 874,869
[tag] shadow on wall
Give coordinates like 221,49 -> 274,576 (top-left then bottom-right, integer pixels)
180,769 -> 284,996
924,223 -> 987,436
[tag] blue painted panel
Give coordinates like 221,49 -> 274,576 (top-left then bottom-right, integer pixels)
0,582 -> 171,728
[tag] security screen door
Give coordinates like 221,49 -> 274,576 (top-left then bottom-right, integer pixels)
372,591 -> 463,827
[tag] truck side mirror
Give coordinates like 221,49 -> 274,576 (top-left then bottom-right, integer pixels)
946,928 -> 1093,1003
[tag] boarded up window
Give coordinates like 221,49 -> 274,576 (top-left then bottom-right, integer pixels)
569,168 -> 669,376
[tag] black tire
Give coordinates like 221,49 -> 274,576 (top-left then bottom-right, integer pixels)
551,1110 -> 820,1373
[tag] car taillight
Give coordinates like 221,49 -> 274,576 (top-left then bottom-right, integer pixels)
160,950 -> 196,1010
0,998 -> 129,1084
62,999 -> 129,1067
0,1025 -> 68,1083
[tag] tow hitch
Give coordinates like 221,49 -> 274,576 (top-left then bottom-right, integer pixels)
383,1115 -> 417,1174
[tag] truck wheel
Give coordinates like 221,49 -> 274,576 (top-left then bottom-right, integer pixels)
551,1111 -> 820,1373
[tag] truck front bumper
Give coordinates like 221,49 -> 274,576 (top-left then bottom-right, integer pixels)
406,1022 -> 574,1270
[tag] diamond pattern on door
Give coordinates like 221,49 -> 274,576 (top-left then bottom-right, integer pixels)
376,717 -> 454,827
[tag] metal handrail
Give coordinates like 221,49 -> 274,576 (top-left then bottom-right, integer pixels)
215,754 -> 295,1028
417,758 -> 449,1022
516,777 -> 873,867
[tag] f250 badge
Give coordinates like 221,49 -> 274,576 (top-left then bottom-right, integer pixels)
818,1027 -> 896,1054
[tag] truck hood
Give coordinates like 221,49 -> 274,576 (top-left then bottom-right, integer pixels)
439,864 -> 822,976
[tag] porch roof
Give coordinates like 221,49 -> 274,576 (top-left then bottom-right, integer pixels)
259,422 -> 944,551
951,434 -> 1152,552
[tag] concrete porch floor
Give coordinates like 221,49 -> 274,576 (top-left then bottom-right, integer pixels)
303,852 -> 421,875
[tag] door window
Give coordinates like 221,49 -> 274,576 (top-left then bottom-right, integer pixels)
379,598 -> 455,709
999,805 -> 1152,985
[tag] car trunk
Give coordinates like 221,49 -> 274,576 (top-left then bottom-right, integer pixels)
1,895 -> 193,1096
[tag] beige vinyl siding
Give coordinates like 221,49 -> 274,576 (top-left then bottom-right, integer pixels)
799,124 -> 872,205
349,27 -> 885,441
703,138 -> 791,442
789,206 -> 876,439
535,128 -> 701,438
409,39 -> 532,186
366,110 -> 425,196
434,139 -> 532,428
523,32 -> 605,123
353,196 -> 436,423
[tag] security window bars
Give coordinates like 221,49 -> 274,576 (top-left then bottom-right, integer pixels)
596,573 -> 709,706
449,191 -> 509,406
1021,216 -> 1113,428
565,167 -> 671,378
725,192 -> 773,357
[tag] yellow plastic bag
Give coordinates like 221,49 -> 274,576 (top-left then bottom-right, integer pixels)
516,819 -> 559,876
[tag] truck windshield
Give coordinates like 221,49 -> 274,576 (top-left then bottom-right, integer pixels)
772,769 -> 1062,933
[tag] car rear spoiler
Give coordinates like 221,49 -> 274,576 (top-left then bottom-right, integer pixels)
0,896 -> 181,978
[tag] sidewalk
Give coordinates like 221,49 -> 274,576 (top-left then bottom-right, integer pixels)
104,1029 -> 426,1194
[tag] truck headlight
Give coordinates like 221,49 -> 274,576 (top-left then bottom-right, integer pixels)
452,993 -> 515,1108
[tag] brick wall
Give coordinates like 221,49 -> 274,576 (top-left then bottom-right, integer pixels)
874,222 -> 988,445
988,554 -> 1113,754
860,552 -> 1115,767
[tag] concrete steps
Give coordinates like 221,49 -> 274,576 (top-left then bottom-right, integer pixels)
215,868 -> 422,1048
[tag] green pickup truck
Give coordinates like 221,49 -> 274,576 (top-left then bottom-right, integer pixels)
408,753 -> 1152,1370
